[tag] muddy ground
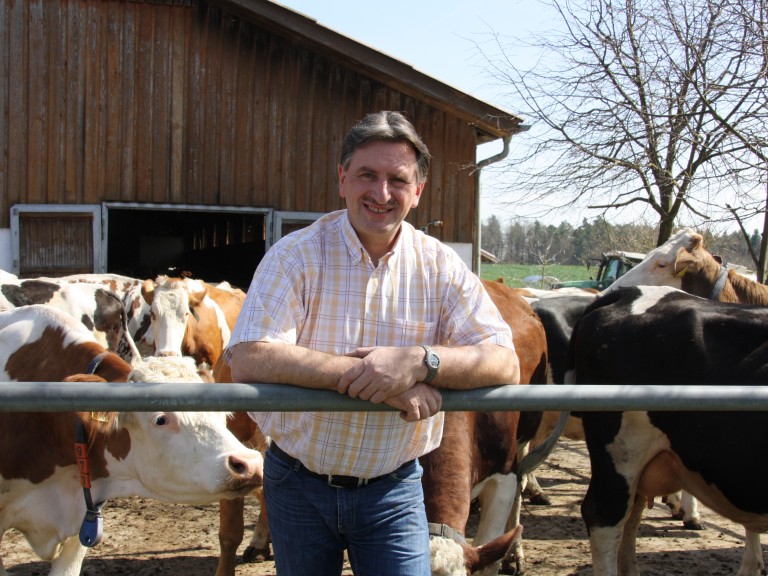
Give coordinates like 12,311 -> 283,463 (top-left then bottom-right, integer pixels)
3,438 -> 762,575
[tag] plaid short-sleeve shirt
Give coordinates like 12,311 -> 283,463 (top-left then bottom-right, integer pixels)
227,210 -> 514,478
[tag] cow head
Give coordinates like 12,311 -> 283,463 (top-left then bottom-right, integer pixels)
76,355 -> 264,504
138,276 -> 226,367
605,228 -> 703,292
141,276 -> 196,358
429,525 -> 523,576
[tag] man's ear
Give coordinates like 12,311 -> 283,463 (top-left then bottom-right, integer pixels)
411,182 -> 426,208
338,164 -> 346,198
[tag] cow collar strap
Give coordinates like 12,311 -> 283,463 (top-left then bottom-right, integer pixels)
428,522 -> 467,544
85,351 -> 109,377
708,266 -> 729,301
75,351 -> 110,547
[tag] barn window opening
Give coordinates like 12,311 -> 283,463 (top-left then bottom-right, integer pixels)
106,206 -> 267,290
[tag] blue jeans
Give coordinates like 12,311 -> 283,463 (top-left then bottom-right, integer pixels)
263,447 -> 431,576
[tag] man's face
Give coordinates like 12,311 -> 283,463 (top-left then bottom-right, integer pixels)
338,140 -> 425,255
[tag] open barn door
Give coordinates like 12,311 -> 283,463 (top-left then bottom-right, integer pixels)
104,203 -> 269,290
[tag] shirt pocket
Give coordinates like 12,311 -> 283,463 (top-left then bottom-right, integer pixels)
391,318 -> 438,347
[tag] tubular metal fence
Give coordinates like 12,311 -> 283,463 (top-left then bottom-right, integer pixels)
2,382 -> 768,412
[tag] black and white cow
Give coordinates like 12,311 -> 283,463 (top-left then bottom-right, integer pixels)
0,278 -> 138,361
567,285 -> 768,576
520,291 -> 594,503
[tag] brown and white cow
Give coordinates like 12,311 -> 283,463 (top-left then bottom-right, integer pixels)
124,275 -> 244,367
116,275 -> 258,576
212,357 -> 272,576
607,228 -> 767,303
0,304 -> 264,576
420,279 -> 550,576
0,278 -> 139,361
568,286 -> 768,576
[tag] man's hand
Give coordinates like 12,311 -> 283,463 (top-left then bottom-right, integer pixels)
338,346 -> 422,403
384,383 -> 442,422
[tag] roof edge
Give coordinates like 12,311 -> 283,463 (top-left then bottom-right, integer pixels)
212,0 -> 525,139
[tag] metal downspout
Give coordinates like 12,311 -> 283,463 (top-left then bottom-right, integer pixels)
473,136 -> 511,273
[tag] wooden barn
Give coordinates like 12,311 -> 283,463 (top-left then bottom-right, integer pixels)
0,0 -> 524,289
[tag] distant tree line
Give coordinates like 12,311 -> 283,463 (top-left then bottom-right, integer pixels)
481,216 -> 762,272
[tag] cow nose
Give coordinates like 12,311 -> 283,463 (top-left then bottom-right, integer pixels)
228,450 -> 264,485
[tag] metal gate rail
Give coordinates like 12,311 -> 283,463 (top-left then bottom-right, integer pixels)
1,382 -> 767,412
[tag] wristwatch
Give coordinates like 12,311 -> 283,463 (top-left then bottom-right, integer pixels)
421,345 -> 440,383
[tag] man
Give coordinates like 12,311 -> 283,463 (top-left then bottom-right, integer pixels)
227,111 -> 519,575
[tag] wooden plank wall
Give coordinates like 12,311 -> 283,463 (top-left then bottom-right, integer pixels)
0,0 -> 479,243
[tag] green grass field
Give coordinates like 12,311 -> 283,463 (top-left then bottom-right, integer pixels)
479,263 -> 594,288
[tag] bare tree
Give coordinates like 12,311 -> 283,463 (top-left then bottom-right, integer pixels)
696,1 -> 768,280
479,0 -> 768,246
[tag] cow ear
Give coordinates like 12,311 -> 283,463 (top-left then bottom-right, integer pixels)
64,374 -> 107,382
690,233 -> 704,250
185,278 -> 208,306
141,279 -> 156,305
712,254 -> 723,264
674,248 -> 701,275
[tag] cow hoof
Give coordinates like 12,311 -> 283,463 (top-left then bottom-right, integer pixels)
242,545 -> 271,563
527,492 -> 552,506
683,519 -> 704,530
500,556 -> 526,575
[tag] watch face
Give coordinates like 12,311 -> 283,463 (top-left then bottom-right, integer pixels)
427,354 -> 440,369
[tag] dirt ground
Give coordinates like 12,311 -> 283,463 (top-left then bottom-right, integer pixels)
3,438 -> 762,575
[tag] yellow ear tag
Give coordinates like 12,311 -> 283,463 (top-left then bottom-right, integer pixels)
89,412 -> 109,423
675,266 -> 688,278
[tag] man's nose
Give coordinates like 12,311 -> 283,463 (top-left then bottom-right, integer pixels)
370,178 -> 391,202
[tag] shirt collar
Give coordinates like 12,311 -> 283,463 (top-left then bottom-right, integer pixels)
340,210 -> 409,268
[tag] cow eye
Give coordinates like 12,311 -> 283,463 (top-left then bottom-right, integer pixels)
154,414 -> 169,426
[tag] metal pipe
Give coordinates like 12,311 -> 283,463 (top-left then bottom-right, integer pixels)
2,382 -> 768,412
473,136 -> 512,274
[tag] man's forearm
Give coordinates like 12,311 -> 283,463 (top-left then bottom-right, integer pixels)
427,344 -> 520,389
230,341 -> 357,391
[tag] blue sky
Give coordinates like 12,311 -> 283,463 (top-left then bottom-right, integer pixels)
274,2 -> 761,236
276,0 -> 549,104
275,0 -> 559,223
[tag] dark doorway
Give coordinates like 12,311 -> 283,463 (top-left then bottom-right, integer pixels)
106,207 -> 266,290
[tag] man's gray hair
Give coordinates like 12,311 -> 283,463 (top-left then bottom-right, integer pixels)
339,111 -> 431,185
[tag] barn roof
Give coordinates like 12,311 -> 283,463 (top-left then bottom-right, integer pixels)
213,0 -> 526,143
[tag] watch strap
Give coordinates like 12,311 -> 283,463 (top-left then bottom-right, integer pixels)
421,344 -> 439,384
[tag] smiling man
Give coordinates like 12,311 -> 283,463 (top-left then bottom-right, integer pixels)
227,111 -> 519,576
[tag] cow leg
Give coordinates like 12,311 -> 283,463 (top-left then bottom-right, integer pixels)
217,412 -> 270,573
49,536 -> 88,576
471,472 -> 519,576
215,496 -> 245,576
679,491 -> 703,530
616,495 -> 645,576
242,487 -> 271,562
522,471 -> 551,505
498,477 -> 527,575
581,414 -> 647,576
736,530 -> 765,576
664,490 -> 703,530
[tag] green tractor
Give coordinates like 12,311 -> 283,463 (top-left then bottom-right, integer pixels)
552,250 -> 646,291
